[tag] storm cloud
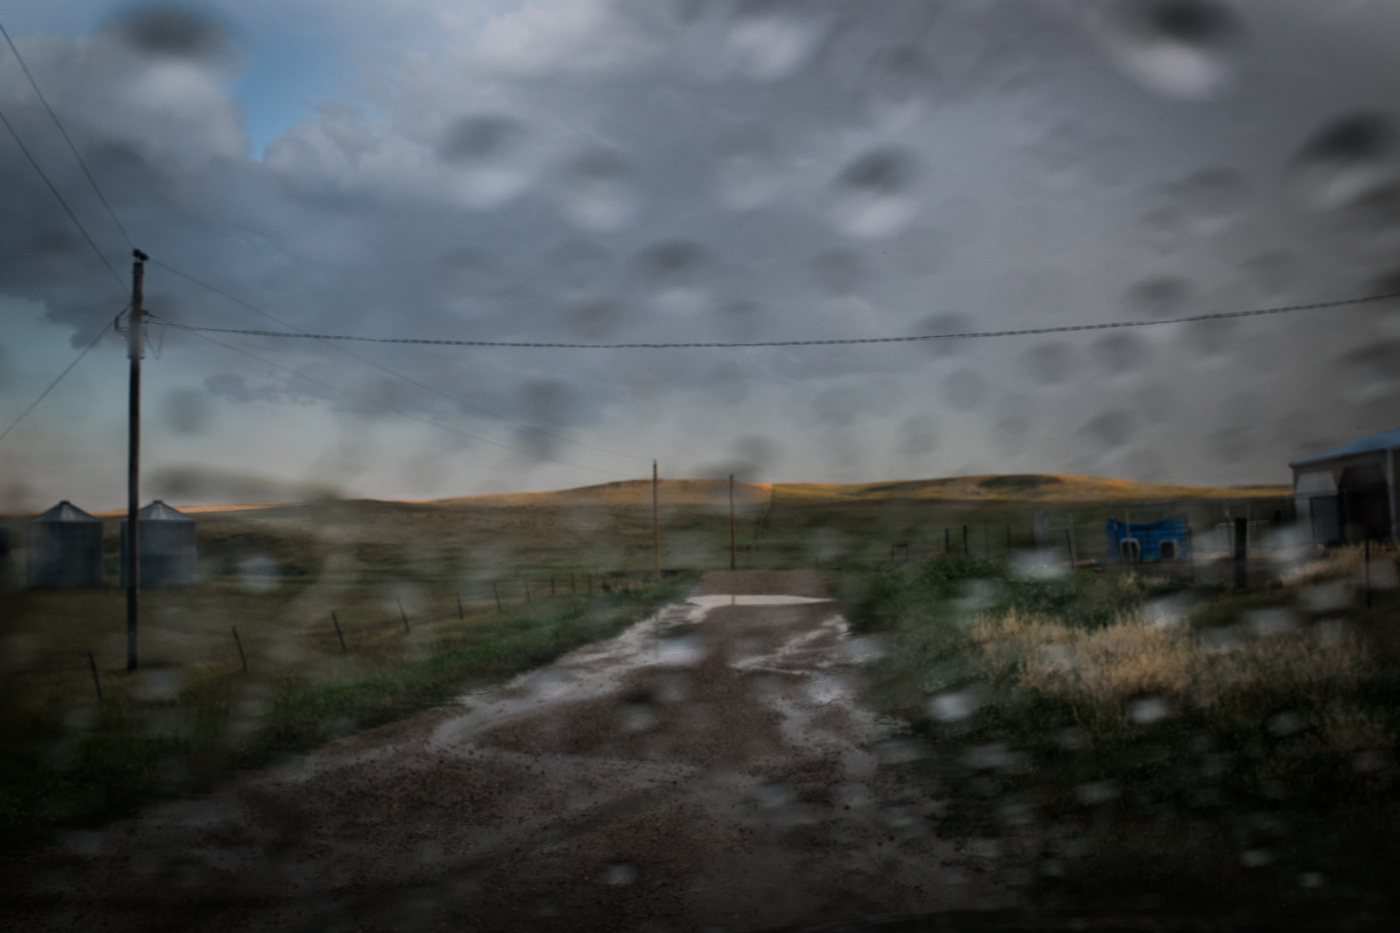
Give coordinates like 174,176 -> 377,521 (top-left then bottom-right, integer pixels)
2,0 -> 1399,505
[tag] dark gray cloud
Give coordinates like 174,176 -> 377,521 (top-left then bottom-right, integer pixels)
3,0 -> 1400,500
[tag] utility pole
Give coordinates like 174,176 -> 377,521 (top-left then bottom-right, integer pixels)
652,461 -> 660,582
126,249 -> 147,672
729,473 -> 737,571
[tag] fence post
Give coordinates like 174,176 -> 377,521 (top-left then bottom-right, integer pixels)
1365,539 -> 1372,609
1233,517 -> 1248,591
232,626 -> 247,672
87,649 -> 102,701
332,611 -> 347,653
398,600 -> 410,634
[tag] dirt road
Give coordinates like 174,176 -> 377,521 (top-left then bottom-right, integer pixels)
4,571 -> 1014,931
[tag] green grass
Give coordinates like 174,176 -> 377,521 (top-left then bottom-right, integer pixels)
0,580 -> 683,842
839,547 -> 1400,912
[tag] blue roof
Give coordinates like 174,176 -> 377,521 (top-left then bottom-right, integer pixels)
1291,427 -> 1400,467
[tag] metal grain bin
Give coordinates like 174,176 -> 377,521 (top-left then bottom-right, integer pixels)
26,501 -> 104,587
119,500 -> 197,586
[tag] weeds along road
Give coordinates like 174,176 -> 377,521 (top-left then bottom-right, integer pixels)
4,571 -> 1015,932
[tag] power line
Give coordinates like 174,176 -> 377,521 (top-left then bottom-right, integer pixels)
0,309 -> 124,445
0,18 -> 135,249
177,328 -> 629,478
161,291 -> 1400,349
0,101 -> 124,289
147,258 -> 648,464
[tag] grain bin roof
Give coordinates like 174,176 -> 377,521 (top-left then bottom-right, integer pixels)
135,500 -> 193,522
1290,426 -> 1400,468
36,500 -> 100,523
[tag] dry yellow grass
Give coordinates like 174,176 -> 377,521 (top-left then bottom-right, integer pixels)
968,605 -> 1378,732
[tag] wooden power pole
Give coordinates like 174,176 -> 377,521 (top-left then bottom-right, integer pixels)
729,473 -> 737,571
126,249 -> 147,672
652,461 -> 660,582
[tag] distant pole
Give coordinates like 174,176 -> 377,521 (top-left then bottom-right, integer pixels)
493,582 -> 502,612
456,593 -> 464,621
729,473 -> 737,571
1065,529 -> 1076,571
962,525 -> 968,555
1233,517 -> 1248,591
398,600 -> 410,633
945,528 -> 950,554
653,460 -> 661,582
232,626 -> 247,672
126,249 -> 148,672
984,525 -> 989,560
332,611 -> 347,653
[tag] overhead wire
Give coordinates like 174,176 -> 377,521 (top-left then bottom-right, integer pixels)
0,101 -> 125,290
161,291 -> 1400,349
0,308 -> 125,445
148,258 -> 649,464
0,18 -> 136,249
0,19 -> 639,471
176,328 -> 629,478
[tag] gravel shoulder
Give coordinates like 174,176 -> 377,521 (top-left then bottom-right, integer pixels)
2,571 -> 1015,932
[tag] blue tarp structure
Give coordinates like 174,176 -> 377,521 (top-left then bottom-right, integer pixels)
1106,516 -> 1189,562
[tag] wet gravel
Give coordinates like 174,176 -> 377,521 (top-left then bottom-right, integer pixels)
1,571 -> 1014,932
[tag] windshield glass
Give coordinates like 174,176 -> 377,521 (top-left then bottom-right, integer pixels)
2,2 -> 1398,930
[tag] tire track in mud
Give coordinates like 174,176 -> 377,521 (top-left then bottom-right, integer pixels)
2,571 -> 1016,932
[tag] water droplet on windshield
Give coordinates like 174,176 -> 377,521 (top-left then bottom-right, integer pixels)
1090,0 -> 1243,100
438,115 -> 532,208
723,0 -> 831,82
831,148 -> 922,239
556,149 -> 641,232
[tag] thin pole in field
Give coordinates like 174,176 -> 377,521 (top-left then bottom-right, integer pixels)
1365,539 -> 1372,608
232,626 -> 247,672
332,611 -> 347,653
962,525 -> 968,555
653,460 -> 661,583
729,473 -> 737,571
456,593 -> 464,621
398,600 -> 410,633
493,582 -> 502,613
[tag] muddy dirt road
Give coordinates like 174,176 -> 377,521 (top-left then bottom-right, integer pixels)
4,571 -> 1014,932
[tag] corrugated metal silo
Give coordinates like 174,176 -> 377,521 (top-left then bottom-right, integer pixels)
120,500 -> 197,586
26,501 -> 104,587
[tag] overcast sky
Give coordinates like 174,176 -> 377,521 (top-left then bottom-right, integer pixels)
2,0 -> 1398,510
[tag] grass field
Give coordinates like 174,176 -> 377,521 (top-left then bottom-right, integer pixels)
0,472 -> 1298,845
838,544 -> 1400,912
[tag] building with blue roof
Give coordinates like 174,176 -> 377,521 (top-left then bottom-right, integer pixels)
1290,427 -> 1398,546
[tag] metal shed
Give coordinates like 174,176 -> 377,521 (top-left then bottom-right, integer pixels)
1291,427 -> 1398,546
120,500 -> 197,586
26,500 -> 104,587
